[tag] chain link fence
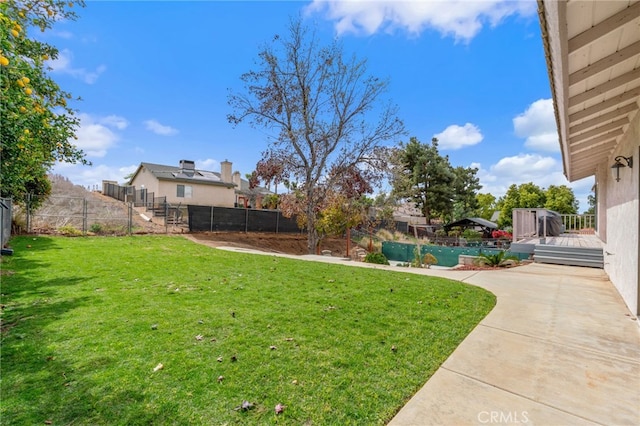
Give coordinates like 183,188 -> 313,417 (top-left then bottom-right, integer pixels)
20,193 -> 134,235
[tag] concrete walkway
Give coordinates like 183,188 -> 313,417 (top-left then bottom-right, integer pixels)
389,263 -> 640,425
186,238 -> 640,425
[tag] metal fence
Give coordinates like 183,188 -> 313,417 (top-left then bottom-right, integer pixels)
1,197 -> 11,247
23,194 -> 134,235
187,205 -> 302,233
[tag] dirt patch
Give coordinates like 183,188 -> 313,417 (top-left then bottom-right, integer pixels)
188,232 -> 352,256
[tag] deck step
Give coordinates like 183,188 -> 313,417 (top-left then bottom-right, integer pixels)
533,245 -> 603,268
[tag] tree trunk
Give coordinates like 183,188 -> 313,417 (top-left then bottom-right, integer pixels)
306,202 -> 319,254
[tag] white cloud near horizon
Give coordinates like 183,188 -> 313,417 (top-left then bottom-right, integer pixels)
196,158 -> 220,171
472,153 -> 594,211
306,0 -> 536,41
52,163 -> 138,188
513,98 -> 559,152
434,122 -> 483,150
47,49 -> 106,84
144,119 -> 178,136
73,113 -> 127,158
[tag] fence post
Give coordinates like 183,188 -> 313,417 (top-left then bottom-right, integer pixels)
26,193 -> 32,233
244,208 -> 249,233
275,210 -> 279,233
83,198 -> 88,235
128,202 -> 133,235
165,201 -> 169,234
210,206 -> 214,232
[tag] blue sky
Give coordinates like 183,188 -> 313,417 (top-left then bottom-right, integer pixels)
47,0 -> 594,211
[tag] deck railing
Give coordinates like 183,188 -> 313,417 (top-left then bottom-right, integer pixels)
561,214 -> 595,233
513,208 -> 596,241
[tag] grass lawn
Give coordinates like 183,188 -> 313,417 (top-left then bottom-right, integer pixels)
0,235 -> 495,425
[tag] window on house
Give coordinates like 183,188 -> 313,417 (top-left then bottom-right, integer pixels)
177,184 -> 192,198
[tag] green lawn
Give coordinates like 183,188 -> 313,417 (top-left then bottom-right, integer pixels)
0,235 -> 495,425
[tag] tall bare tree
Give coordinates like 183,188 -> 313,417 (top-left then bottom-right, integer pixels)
228,17 -> 405,253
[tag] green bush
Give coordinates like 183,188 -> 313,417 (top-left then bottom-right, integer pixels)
474,251 -> 520,267
462,229 -> 482,241
57,225 -> 82,236
364,252 -> 389,265
447,226 -> 462,237
90,223 -> 103,234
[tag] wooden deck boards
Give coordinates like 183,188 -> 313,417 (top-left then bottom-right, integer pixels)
517,234 -> 603,249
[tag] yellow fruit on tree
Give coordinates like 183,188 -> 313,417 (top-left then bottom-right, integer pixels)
17,79 -> 25,87
0,56 -> 8,66
22,77 -> 30,84
42,54 -> 49,60
25,88 -> 33,95
19,106 -> 27,113
11,29 -> 19,37
24,129 -> 30,134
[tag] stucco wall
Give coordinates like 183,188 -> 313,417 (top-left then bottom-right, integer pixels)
156,180 -> 235,206
603,112 -> 639,315
130,167 -> 160,194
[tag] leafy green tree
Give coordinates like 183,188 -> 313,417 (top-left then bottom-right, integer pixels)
475,193 -> 497,220
450,165 -> 481,221
388,137 -> 454,224
585,193 -> 596,215
544,185 -> 578,214
229,17 -> 404,253
1,0 -> 89,208
496,182 -> 546,227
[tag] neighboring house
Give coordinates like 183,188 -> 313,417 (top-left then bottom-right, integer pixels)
128,160 -> 270,208
538,1 -> 639,316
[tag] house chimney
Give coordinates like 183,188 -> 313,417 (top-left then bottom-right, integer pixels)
179,160 -> 195,171
221,160 -> 232,183
232,171 -> 241,188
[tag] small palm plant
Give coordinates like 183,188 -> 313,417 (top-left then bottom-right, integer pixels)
475,250 -> 520,268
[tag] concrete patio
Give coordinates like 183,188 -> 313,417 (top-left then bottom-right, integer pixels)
389,263 -> 640,425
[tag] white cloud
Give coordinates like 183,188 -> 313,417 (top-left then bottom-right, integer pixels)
472,153 -> 594,211
51,163 -> 138,188
100,115 -> 129,130
434,123 -> 483,150
47,49 -> 106,84
73,113 -> 126,157
196,158 -> 220,171
144,119 -> 178,136
306,0 -> 536,41
52,30 -> 73,39
513,98 -> 559,152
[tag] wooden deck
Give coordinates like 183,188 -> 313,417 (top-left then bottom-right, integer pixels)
517,233 -> 603,249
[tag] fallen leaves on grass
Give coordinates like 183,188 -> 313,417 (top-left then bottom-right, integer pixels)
275,403 -> 285,414
153,363 -> 164,372
233,400 -> 254,411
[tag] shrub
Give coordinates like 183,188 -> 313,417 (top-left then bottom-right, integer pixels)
491,230 -> 513,240
57,225 -> 82,236
434,229 -> 447,238
462,229 -> 482,241
423,252 -> 438,268
364,252 -> 389,265
90,223 -> 103,234
448,226 -> 462,237
375,229 -> 394,241
474,251 -> 520,267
